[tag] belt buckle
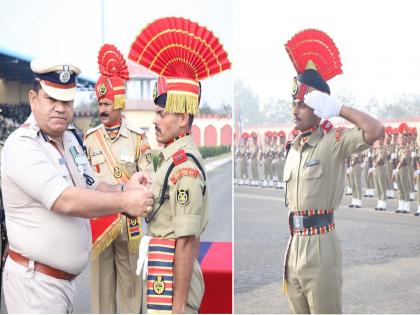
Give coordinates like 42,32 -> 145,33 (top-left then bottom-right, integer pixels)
293,215 -> 303,229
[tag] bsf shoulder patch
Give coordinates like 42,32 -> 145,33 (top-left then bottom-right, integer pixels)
170,168 -> 199,184
176,189 -> 190,206
335,126 -> 346,141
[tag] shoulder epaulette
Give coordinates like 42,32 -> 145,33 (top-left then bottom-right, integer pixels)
85,124 -> 102,137
321,120 -> 334,133
126,123 -> 145,136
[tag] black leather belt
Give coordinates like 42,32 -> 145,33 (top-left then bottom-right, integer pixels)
289,213 -> 334,230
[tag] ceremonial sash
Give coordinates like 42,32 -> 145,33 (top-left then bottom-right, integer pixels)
147,238 -> 176,314
90,129 -> 141,260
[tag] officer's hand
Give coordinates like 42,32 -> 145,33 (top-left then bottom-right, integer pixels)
304,90 -> 343,119
127,172 -> 152,191
122,190 -> 154,218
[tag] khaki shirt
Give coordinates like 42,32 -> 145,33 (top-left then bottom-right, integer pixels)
1,114 -> 96,274
84,119 -> 153,182
249,142 -> 259,160
373,144 -> 387,166
284,126 -> 369,211
397,144 -> 411,167
148,135 -> 208,239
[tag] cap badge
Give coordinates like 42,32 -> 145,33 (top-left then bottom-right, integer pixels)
59,65 -> 71,83
98,83 -> 107,96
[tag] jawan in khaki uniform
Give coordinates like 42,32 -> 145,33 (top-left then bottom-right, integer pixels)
373,143 -> 389,209
284,126 -> 368,314
85,119 -> 153,313
142,135 -> 208,314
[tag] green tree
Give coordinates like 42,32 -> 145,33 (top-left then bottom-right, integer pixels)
234,80 -> 263,128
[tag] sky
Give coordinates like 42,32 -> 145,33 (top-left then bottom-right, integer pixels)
0,0 -> 233,108
233,0 -> 420,106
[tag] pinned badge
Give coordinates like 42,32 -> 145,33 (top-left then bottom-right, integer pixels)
153,275 -> 165,295
114,166 -> 122,178
59,65 -> 71,83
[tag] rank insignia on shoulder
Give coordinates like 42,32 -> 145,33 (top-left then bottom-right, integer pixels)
176,189 -> 190,206
321,120 -> 334,133
172,150 -> 187,166
335,126 -> 346,141
153,275 -> 165,295
170,167 -> 198,184
146,152 -> 152,164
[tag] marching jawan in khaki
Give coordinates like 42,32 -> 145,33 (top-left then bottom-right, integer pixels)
239,145 -> 249,181
85,119 -> 153,313
283,126 -> 369,314
373,144 -> 389,202
249,142 -> 260,182
262,144 -> 274,181
397,144 -> 411,203
350,153 -> 363,202
141,135 -> 207,314
363,148 -> 375,194
385,143 -> 395,192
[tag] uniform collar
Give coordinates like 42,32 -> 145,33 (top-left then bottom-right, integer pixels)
101,118 -> 128,139
160,134 -> 195,161
292,126 -> 323,150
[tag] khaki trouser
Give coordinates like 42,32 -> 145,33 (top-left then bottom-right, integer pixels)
141,259 -> 204,314
240,157 -> 249,180
363,164 -> 374,189
397,166 -> 410,202
91,218 -> 142,314
251,157 -> 259,180
374,164 -> 388,200
264,157 -> 273,180
3,257 -> 76,313
386,161 -> 393,190
350,164 -> 362,200
286,231 -> 342,314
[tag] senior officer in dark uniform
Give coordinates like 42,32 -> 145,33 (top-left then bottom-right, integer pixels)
128,17 -> 231,314
0,60 -> 154,313
84,44 -> 154,314
283,29 -> 384,314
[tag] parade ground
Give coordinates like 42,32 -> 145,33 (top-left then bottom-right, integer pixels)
234,184 -> 420,313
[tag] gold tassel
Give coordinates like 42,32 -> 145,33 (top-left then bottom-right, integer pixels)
113,95 -> 126,110
91,220 -> 123,261
165,92 -> 199,115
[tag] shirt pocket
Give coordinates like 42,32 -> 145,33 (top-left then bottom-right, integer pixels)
90,154 -> 106,178
302,164 -> 323,197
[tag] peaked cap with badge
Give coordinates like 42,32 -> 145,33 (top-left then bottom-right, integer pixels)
31,59 -> 81,101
